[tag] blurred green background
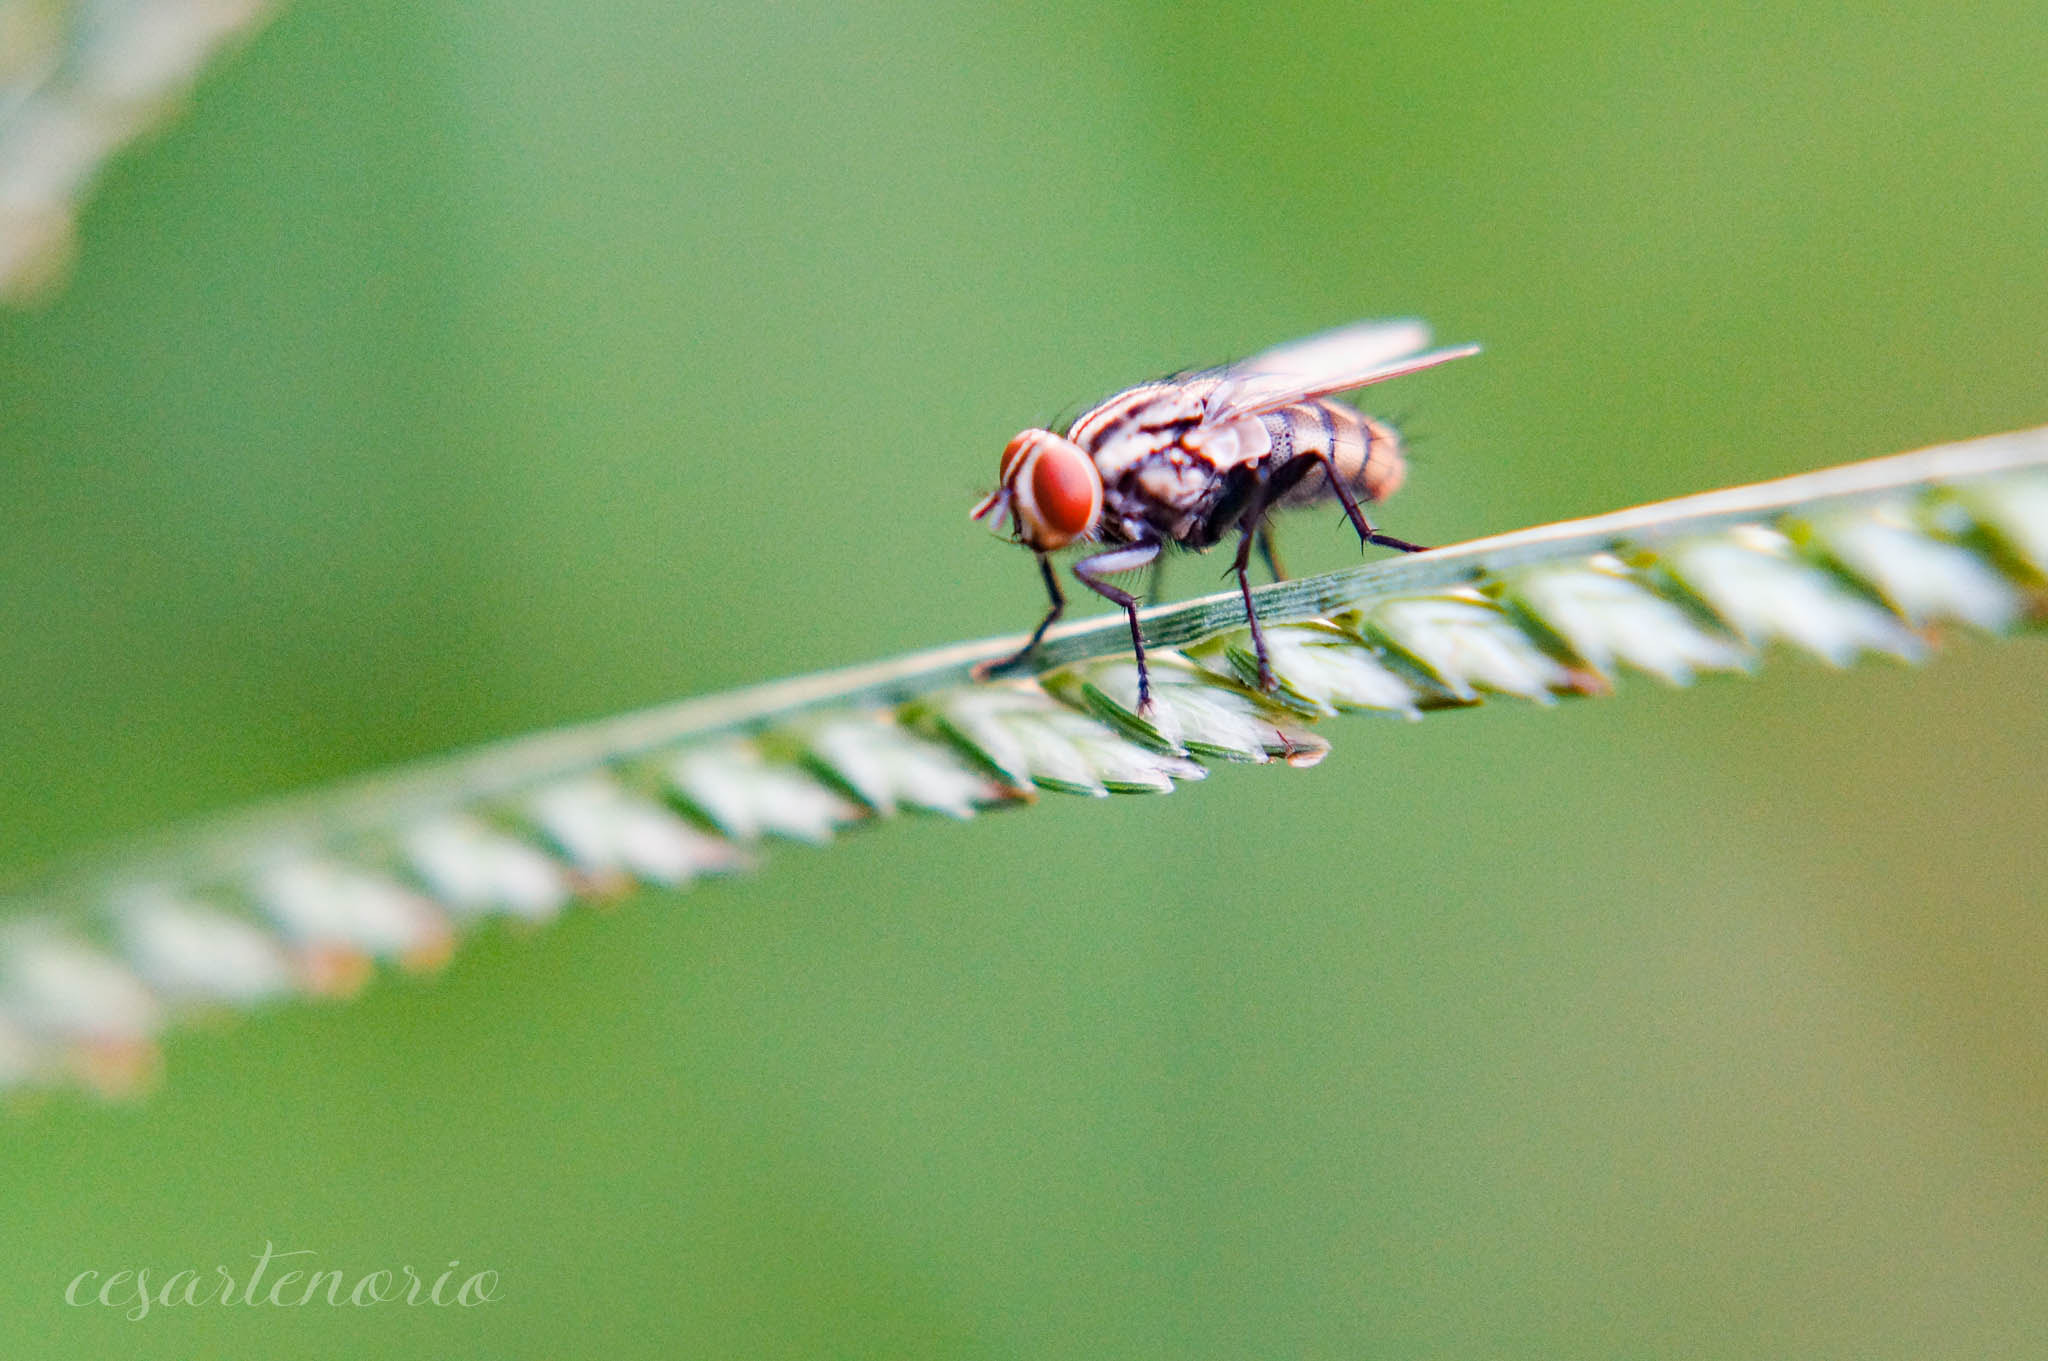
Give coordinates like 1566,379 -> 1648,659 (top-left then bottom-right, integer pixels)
3,1 -> 2046,1356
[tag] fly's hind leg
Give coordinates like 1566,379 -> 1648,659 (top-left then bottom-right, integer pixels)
1314,455 -> 1431,554
1073,542 -> 1164,712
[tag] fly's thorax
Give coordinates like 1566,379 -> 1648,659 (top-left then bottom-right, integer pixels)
1066,381 -> 1209,454
1074,379 -> 1267,543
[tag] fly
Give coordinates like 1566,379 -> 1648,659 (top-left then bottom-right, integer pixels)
969,319 -> 1480,711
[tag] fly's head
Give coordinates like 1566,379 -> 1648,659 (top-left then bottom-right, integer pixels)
968,427 -> 1103,553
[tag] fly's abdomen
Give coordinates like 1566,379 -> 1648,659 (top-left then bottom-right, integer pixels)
1265,400 -> 1406,506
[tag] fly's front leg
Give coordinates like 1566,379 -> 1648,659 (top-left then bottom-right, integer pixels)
974,554 -> 1065,681
1073,542 -> 1163,712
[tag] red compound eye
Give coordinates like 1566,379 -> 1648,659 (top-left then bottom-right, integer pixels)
1019,439 -> 1101,549
1032,444 -> 1097,536
998,431 -> 1035,483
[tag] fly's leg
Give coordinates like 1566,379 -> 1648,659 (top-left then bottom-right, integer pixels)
1255,525 -> 1289,582
1230,526 -> 1277,692
1313,454 -> 1431,553
1218,455 -> 1317,591
1073,542 -> 1164,712
1363,527 -> 1429,553
1227,456 -> 1321,692
973,554 -> 1065,681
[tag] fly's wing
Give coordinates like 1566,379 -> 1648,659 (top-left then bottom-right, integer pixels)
1206,319 -> 1479,421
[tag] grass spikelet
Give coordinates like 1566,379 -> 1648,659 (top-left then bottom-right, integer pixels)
2,425 -> 2045,1097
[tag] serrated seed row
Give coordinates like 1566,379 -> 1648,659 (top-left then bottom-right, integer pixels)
2,472 -> 2042,1098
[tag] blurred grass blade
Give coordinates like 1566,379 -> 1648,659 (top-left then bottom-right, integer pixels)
3,425 -> 2045,1098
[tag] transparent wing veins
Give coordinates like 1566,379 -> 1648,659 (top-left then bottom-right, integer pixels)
1207,319 -> 1480,420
